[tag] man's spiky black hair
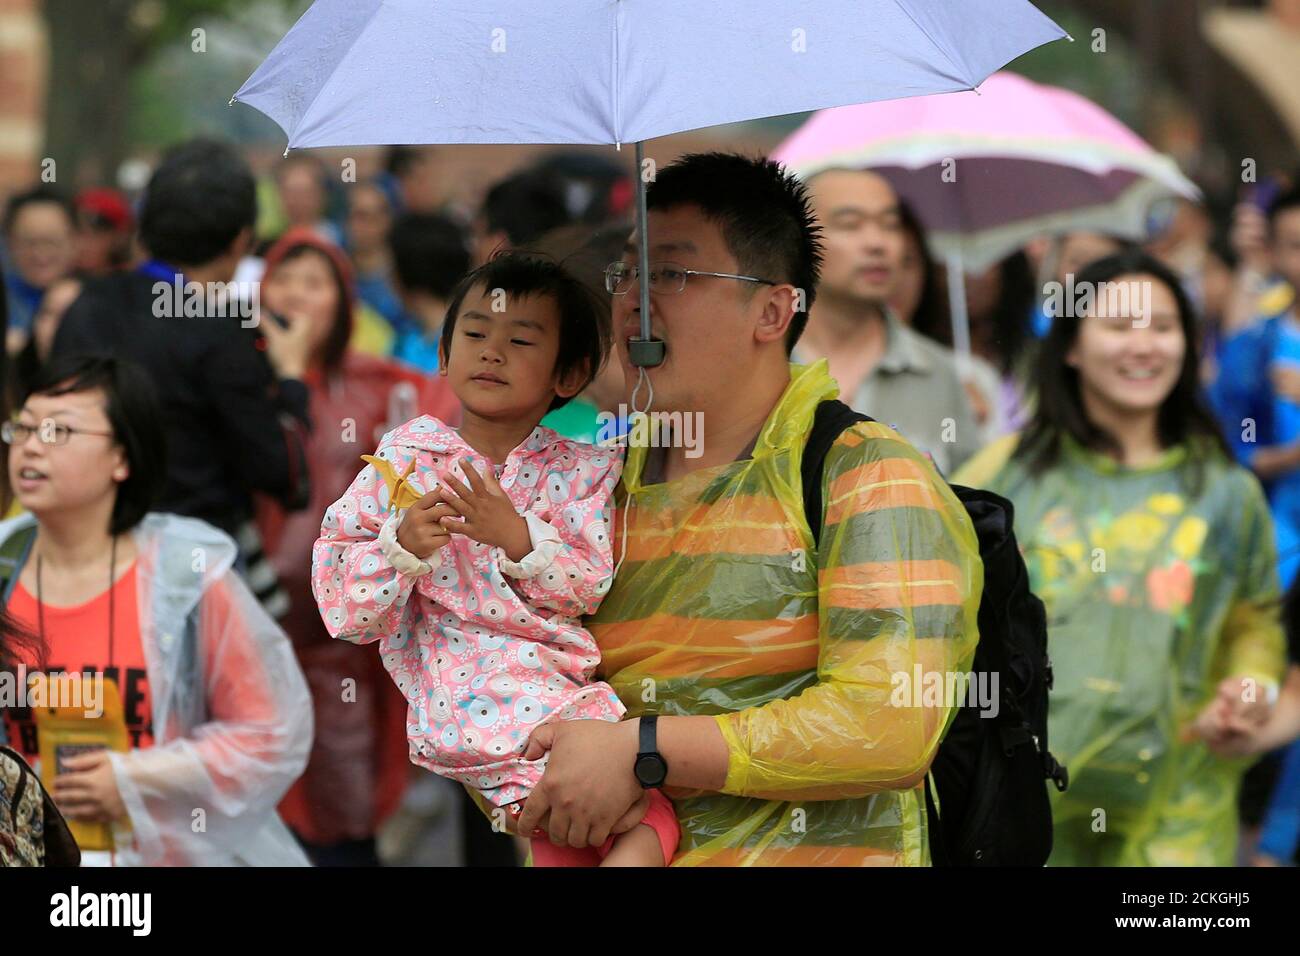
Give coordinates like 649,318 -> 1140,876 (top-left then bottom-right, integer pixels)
646,152 -> 824,351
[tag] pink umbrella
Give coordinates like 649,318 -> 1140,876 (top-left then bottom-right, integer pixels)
772,71 -> 1198,354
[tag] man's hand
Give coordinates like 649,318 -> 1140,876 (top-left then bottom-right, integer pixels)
437,458 -> 532,561
517,719 -> 647,848
53,750 -> 126,822
1215,675 -> 1274,730
1249,441 -> 1300,482
1193,676 -> 1274,756
396,491 -> 456,558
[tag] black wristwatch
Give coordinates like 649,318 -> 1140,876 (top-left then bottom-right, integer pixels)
633,715 -> 669,789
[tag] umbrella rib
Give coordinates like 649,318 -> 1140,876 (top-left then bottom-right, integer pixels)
285,1 -> 387,148
888,0 -> 974,90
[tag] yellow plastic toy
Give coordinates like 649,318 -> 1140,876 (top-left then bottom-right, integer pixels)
361,454 -> 429,511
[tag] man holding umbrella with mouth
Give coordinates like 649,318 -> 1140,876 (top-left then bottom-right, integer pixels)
516,152 -> 983,865
233,0 -> 1068,865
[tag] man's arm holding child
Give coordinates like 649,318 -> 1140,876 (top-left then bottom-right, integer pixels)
519,425 -> 982,845
708,425 -> 981,799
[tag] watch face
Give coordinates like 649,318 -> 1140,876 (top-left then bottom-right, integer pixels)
635,752 -> 668,788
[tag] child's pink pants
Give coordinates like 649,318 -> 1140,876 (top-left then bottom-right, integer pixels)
529,789 -> 679,866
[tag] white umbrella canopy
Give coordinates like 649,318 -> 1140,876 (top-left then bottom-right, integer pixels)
234,0 -> 1068,366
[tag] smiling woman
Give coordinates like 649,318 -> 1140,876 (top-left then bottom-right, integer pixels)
0,353 -> 314,866
953,251 -> 1287,866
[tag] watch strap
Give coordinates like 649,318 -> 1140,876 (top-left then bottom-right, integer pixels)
639,714 -> 658,756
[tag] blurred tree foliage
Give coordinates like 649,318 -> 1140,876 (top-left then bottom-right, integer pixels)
42,0 -> 302,187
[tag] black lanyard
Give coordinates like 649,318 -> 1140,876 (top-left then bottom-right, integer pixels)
35,535 -> 118,674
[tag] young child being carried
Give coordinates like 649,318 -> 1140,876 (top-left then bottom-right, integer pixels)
311,253 -> 677,866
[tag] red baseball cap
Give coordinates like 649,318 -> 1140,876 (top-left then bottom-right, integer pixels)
75,188 -> 133,233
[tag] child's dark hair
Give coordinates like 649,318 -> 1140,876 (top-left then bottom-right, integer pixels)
23,354 -> 167,535
439,252 -> 609,412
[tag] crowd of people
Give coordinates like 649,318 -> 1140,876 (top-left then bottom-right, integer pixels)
1,133 -> 1298,867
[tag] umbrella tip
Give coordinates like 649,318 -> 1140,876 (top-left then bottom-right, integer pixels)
283,146 -> 291,158
1065,32 -> 1076,42
616,141 -> 621,152
228,95 -> 237,106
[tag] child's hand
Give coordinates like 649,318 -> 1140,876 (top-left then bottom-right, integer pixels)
396,491 -> 457,558
438,458 -> 532,561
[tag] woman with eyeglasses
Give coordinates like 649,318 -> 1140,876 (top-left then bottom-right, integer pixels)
0,353 -> 313,865
954,251 -> 1288,866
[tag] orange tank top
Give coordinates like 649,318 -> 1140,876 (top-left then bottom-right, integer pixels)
2,564 -> 149,765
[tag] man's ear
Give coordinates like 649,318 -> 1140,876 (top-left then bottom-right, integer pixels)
754,285 -> 799,346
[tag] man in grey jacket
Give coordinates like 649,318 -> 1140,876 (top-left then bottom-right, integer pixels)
794,168 -> 979,473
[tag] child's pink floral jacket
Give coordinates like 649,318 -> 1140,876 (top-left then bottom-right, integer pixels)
311,415 -> 626,807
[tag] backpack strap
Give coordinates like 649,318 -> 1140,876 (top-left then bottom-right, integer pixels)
0,524 -> 38,749
801,399 -> 874,546
0,524 -> 38,609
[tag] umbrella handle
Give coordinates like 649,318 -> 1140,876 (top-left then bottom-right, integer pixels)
628,141 -> 665,368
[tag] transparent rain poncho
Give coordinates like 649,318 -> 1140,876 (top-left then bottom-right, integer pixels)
0,511 -> 314,865
955,435 -> 1287,866
587,361 -> 982,865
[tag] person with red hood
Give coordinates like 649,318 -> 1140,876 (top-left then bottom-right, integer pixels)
257,227 -> 459,866
73,188 -> 134,276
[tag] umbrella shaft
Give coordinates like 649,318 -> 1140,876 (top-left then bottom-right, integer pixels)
636,141 -> 652,344
945,251 -> 972,358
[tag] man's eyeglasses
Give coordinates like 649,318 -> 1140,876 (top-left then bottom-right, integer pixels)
1,420 -> 116,446
604,261 -> 777,296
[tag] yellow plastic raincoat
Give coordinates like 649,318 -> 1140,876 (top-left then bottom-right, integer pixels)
955,434 -> 1287,866
587,361 -> 982,865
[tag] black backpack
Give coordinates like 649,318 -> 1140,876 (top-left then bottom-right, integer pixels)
802,399 -> 1068,866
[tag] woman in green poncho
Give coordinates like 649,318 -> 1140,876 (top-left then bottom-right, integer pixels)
955,250 -> 1287,866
